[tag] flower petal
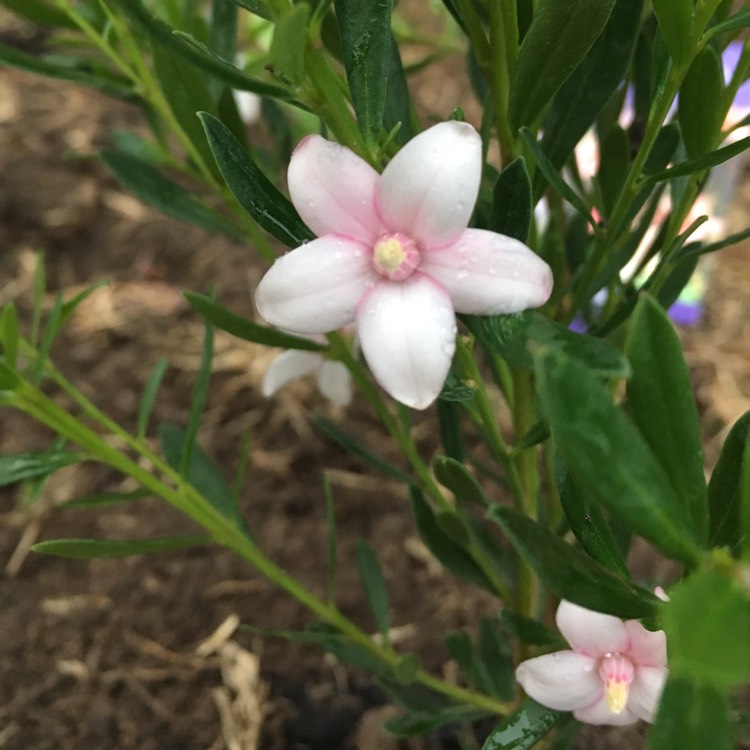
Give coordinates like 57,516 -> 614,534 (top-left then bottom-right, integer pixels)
516,651 -> 602,711
624,620 -> 667,668
628,666 -> 667,723
318,360 -> 353,406
376,121 -> 481,247
420,229 -> 553,314
255,237 -> 377,334
262,350 -> 322,397
288,135 -> 384,244
556,600 -> 630,658
573,696 -> 639,726
356,275 -> 456,409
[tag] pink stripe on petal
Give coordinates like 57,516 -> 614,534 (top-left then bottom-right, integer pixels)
516,651 -> 601,711
421,229 -> 553,315
288,135 -> 384,244
356,276 -> 456,409
556,600 -> 630,657
377,121 -> 482,247
255,236 -> 377,334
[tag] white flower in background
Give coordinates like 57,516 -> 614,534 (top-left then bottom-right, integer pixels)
516,600 -> 668,726
255,122 -> 553,409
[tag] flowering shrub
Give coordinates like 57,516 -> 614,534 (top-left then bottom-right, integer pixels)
0,0 -> 749,748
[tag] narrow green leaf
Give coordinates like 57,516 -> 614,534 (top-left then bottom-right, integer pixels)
463,310 -> 629,378
482,699 -> 564,750
598,125 -> 630,217
0,449 -> 83,487
436,400 -> 464,461
31,252 -> 46,346
199,112 -> 314,247
31,295 -> 63,383
499,610 -> 566,649
707,412 -> 749,555
0,362 -> 21,391
535,349 -> 702,564
477,616 -> 514,700
704,9 -> 750,40
137,357 -> 169,439
490,157 -> 532,242
100,150 -> 242,239
743,433 -> 750,562
520,128 -> 597,230
626,295 -> 708,544
60,489 -> 151,508
433,455 -> 488,507
643,134 -> 750,184
0,43 -> 132,98
678,46 -> 724,158
383,35 -> 413,145
648,677 -> 733,750
540,0 -> 643,173
323,474 -> 338,604
652,0 -> 694,63
557,462 -> 630,578
184,292 -> 324,351
159,423 -> 246,529
232,0 -> 273,21
409,488 -> 496,593
355,539 -> 390,640
151,31 -> 219,174
488,505 -> 657,618
335,0 -> 393,145
662,569 -> 750,691
33,535 -> 207,559
385,705 -> 488,738
1,0 -> 78,27
675,226 -> 750,261
509,0 -> 617,129
209,0 -> 238,63
268,3 -> 310,85
2,303 -> 19,369
314,416 -> 413,483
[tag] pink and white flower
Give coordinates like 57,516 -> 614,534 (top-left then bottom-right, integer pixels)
515,600 -> 668,725
255,122 -> 552,409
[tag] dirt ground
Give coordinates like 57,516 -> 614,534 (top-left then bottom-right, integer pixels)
1,12 -> 749,750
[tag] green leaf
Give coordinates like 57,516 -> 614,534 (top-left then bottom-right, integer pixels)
0,449 -> 84,487
0,362 -> 21,391
446,630 -> 482,687
598,125 -> 630,217
482,699 -> 564,750
1,0 -> 77,27
1,303 -> 19,369
32,535 -> 207,559
0,43 -> 132,98
355,539 -> 390,640
490,157 -> 532,242
488,505 -> 657,618
100,149 -> 242,239
743,434 -> 750,563
509,0 -> 617,130
184,292 -> 324,351
675,226 -> 750,261
707,413 -> 749,555
540,0 -> 643,173
323,474 -> 338,604
313,416 -> 413,483
392,653 -> 421,683
625,295 -> 708,544
678,46 -> 724,158
557,462 -> 630,578
383,35 -> 414,145
643,134 -> 750,184
209,0 -> 238,63
269,2 -> 310,85
433,455 -> 488,507
652,0 -> 694,63
159,423 -> 246,529
334,0 -> 393,146
384,705 -> 488,738
436,400 -> 464,461
535,348 -> 702,564
409,488 -> 497,593
500,610 -> 566,649
150,31 -> 218,173
464,310 -> 629,378
648,677 -> 733,750
477,616 -> 514,700
662,568 -> 750,690
704,9 -> 750,40
137,357 -> 170,439
199,112 -> 314,247
520,128 -> 597,230
232,0 -> 273,21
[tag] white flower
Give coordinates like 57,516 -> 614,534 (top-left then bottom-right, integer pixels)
516,600 -> 668,726
254,122 -> 552,409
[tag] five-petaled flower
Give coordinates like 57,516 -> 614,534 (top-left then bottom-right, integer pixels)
255,121 -> 553,409
516,600 -> 668,725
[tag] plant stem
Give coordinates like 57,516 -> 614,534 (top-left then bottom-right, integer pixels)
488,0 -> 517,164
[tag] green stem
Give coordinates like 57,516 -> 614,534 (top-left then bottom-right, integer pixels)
488,0 -> 517,164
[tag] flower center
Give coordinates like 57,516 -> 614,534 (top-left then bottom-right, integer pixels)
599,654 -> 635,715
372,233 -> 421,281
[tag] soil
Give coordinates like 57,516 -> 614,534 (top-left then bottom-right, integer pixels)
1,9 -> 749,750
